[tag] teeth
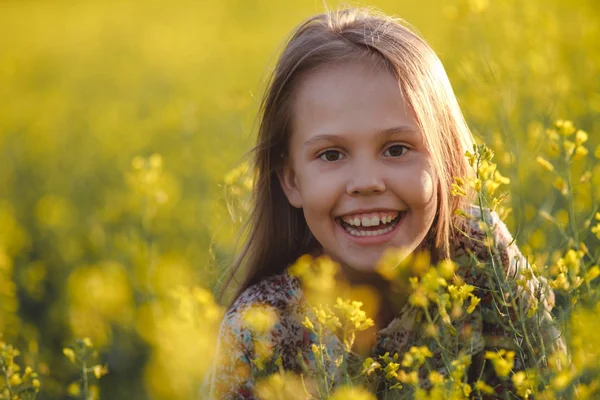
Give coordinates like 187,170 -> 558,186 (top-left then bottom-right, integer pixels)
342,221 -> 398,237
342,212 -> 399,227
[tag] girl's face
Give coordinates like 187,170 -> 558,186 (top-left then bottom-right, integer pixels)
278,60 -> 438,273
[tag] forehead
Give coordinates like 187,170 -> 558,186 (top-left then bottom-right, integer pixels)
290,60 -> 418,144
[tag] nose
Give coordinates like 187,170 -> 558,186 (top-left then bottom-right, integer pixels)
345,160 -> 386,195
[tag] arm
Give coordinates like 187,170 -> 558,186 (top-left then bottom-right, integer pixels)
207,310 -> 258,400
454,207 -> 565,390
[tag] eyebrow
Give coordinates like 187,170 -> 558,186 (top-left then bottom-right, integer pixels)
303,125 -> 419,147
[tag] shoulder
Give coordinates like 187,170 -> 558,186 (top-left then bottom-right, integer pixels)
455,204 -> 514,243
218,271 -> 305,342
452,205 -> 520,269
225,271 -> 304,319
210,272 -> 307,398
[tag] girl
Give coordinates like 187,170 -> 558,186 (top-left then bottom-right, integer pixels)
208,8 -> 562,399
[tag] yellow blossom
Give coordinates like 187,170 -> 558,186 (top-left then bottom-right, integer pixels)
553,177 -> 568,196
591,224 -> 600,239
552,371 -> 573,391
550,273 -> 570,291
242,305 -> 278,336
67,382 -> 81,397
474,380 -> 495,395
573,145 -> 588,160
485,349 -> 515,377
428,371 -> 444,386
63,348 -> 76,363
255,372 -> 309,400
397,370 -> 419,384
512,371 -> 534,399
466,295 -> 481,314
330,386 -> 376,400
402,346 -> 433,368
334,298 -> 374,331
555,120 -> 576,136
302,316 -> 314,330
362,357 -> 382,376
92,364 -> 109,379
564,139 -> 576,157
584,265 -> 600,282
575,129 -> 588,145
9,373 -> 22,386
536,156 -> 554,172
376,247 -> 411,280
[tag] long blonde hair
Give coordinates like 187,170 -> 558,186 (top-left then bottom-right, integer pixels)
219,8 -> 474,306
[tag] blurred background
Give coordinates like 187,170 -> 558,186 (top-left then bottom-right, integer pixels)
0,0 -> 598,398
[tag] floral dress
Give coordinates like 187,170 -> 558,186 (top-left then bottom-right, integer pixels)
206,207 -> 564,399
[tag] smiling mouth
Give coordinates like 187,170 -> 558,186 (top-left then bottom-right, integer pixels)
336,211 -> 405,237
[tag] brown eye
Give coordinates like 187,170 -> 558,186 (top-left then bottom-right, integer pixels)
384,145 -> 408,157
319,150 -> 344,162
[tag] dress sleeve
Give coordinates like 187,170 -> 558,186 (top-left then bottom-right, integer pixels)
206,309 -> 257,400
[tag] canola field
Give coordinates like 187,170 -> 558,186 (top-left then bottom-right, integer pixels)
0,0 -> 599,399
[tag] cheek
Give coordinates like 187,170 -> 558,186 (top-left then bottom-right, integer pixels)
419,169 -> 436,204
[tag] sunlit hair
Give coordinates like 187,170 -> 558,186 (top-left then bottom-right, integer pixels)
220,7 -> 475,305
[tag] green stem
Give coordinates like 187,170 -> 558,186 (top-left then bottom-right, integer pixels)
0,354 -> 15,400
81,361 -> 88,400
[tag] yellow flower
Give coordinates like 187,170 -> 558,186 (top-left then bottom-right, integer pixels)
362,357 -> 382,376
302,316 -> 314,330
563,139 -> 575,157
428,370 -> 444,385
437,259 -> 457,280
535,156 -> 554,172
63,348 -> 76,363
409,289 -> 429,309
512,371 -> 534,399
451,176 -> 468,197
92,364 -> 109,379
9,373 -> 22,386
67,382 -> 81,397
330,386 -> 376,400
573,145 -> 588,160
384,361 -> 400,379
555,120 -> 576,136
397,370 -> 419,384
448,284 -> 475,306
575,129 -> 588,145
474,380 -> 495,395
485,350 -> 515,377
595,145 -> 600,159
402,346 -> 433,368
550,273 -> 570,291
312,304 -> 341,332
334,298 -> 374,331
591,224 -> 600,239
255,372 -> 308,400
242,305 -> 278,336
553,176 -> 568,196
552,371 -> 573,391
466,295 -> 481,314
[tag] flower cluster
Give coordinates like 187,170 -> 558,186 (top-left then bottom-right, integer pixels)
0,341 -> 40,400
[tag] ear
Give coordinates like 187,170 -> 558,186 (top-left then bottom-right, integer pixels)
277,161 -> 303,209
